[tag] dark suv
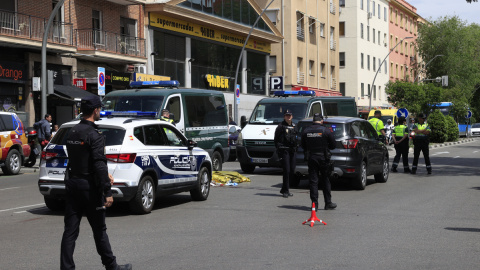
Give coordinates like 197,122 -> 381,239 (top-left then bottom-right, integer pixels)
294,117 -> 389,190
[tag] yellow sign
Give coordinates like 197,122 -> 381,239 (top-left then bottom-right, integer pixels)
134,73 -> 171,82
149,13 -> 271,53
205,74 -> 229,89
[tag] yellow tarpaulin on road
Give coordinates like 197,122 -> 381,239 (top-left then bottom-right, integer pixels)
212,171 -> 251,185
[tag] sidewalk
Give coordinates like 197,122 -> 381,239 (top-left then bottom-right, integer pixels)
388,138 -> 477,153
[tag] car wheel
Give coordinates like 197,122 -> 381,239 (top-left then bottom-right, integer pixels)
240,163 -> 255,174
44,197 -> 65,211
190,167 -> 211,201
3,149 -> 21,175
130,175 -> 155,214
212,151 -> 223,171
24,149 -> 37,167
355,161 -> 367,190
375,156 -> 389,183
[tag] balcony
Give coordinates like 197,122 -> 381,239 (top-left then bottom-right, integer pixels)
297,71 -> 305,85
297,26 -> 304,40
330,78 -> 337,90
330,40 -> 336,50
330,3 -> 336,14
76,29 -> 146,58
0,9 -> 74,46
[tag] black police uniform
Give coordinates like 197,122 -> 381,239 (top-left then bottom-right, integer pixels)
301,118 -> 336,209
412,120 -> 432,174
274,118 -> 297,197
60,100 -> 118,270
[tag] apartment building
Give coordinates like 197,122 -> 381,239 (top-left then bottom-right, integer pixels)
0,0 -> 146,126
267,0 -> 341,96
339,0 -> 390,114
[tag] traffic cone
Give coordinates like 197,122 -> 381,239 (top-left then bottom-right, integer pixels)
302,202 -> 327,227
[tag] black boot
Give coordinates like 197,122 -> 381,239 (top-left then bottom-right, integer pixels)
404,168 -> 411,173
391,167 -> 398,173
411,169 -> 416,175
116,264 -> 132,270
324,202 -> 337,210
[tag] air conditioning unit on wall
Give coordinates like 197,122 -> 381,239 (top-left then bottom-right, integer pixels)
134,64 -> 146,74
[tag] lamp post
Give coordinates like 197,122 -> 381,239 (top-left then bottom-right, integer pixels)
414,54 -> 443,83
369,36 -> 413,111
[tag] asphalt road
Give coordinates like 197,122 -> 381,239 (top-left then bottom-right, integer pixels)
0,140 -> 479,270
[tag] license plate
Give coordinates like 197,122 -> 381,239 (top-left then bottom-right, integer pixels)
252,158 -> 268,163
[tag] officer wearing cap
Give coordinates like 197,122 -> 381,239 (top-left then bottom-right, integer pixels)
274,109 -> 297,198
160,109 -> 175,126
411,113 -> 431,174
61,96 -> 132,270
391,117 -> 411,173
301,113 -> 337,210
369,110 -> 387,143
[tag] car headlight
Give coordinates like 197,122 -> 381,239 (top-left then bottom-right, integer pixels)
237,132 -> 243,146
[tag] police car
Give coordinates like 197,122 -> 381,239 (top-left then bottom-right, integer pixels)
38,117 -> 212,214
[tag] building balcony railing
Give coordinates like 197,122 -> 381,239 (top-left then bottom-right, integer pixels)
330,78 -> 337,90
330,40 -> 336,50
297,71 -> 305,84
0,9 -> 74,46
76,29 -> 146,58
297,26 -> 304,40
330,3 -> 336,14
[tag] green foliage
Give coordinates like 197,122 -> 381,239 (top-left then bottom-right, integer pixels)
445,116 -> 459,141
385,81 -> 424,115
427,110 -> 447,143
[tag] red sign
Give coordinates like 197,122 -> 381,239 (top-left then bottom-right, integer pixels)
73,78 -> 87,90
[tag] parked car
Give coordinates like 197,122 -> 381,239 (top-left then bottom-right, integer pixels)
293,116 -> 389,190
38,117 -> 213,214
228,125 -> 241,161
0,112 -> 32,175
470,123 -> 480,137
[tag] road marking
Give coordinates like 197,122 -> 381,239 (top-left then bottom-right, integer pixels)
474,151 -> 478,153
0,187 -> 20,191
0,203 -> 45,213
14,211 -> 27,214
453,156 -> 460,159
431,151 -> 449,156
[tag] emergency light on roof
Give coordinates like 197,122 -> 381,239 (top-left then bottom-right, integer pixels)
129,80 -> 180,88
100,111 -> 157,117
273,90 -> 316,97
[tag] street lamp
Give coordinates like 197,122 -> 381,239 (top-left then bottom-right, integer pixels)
414,54 -> 443,83
369,36 -> 413,112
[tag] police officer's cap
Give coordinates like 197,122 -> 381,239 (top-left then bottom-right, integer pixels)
284,109 -> 292,115
81,96 -> 103,111
161,109 -> 170,114
313,113 -> 324,122
375,110 -> 382,115
418,113 -> 426,119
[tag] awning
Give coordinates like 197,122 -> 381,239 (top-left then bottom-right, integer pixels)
54,84 -> 97,100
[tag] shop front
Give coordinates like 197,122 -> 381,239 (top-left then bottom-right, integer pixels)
0,60 -> 28,124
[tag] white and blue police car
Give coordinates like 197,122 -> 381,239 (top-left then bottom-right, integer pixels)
38,117 -> 212,214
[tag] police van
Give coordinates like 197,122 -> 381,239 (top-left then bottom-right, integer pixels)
101,81 -> 229,171
38,118 -> 212,214
236,91 -> 357,173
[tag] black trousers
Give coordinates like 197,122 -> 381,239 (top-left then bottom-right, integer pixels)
308,155 -> 331,206
60,185 -> 117,270
412,139 -> 431,171
392,137 -> 409,170
279,149 -> 296,194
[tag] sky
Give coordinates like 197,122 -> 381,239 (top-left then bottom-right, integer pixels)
407,0 -> 480,25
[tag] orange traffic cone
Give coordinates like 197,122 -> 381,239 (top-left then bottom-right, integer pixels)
302,202 -> 327,227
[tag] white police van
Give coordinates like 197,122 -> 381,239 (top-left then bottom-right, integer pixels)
38,117 -> 212,214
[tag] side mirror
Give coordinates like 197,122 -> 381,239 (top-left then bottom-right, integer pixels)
187,139 -> 197,150
240,115 -> 247,129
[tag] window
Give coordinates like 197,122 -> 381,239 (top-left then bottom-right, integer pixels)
395,37 -> 398,51
406,18 -> 409,31
395,9 -> 398,25
373,28 -> 375,43
360,0 -> 363,10
163,126 -> 185,147
401,13 -> 404,28
361,83 -> 365,97
185,95 -> 227,127
379,86 -> 381,100
133,127 -> 145,144
330,27 -> 335,50
339,52 -> 345,67
165,96 -> 182,123
378,4 -> 380,18
373,85 -> 376,99
339,0 -> 345,7
351,122 -> 364,138
324,103 -> 339,116
92,10 -> 102,44
340,83 -> 345,96
309,17 -> 316,35
297,12 -> 304,40
144,125 -> 167,146
378,31 -> 380,45
396,63 -> 399,78
320,63 -> 325,77
339,22 -> 345,37
367,25 -> 370,41
373,1 -> 375,16
384,7 -> 387,21
367,84 -> 370,97
0,114 -> 15,131
320,23 -> 325,37
390,8 -> 393,22
390,34 -> 393,48
373,56 -> 376,71
309,60 -> 315,75
367,0 -> 370,13
362,121 -> 378,139
269,56 -> 277,73
390,62 -> 393,77
367,55 -> 370,70
360,23 -> 364,39
378,58 -> 381,72
385,60 -> 387,74
361,53 -> 364,69
309,103 -> 322,116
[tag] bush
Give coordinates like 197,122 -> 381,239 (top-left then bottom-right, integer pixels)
445,116 -> 459,141
427,110 -> 447,143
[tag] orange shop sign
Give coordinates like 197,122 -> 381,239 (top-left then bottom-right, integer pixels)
0,61 -> 26,82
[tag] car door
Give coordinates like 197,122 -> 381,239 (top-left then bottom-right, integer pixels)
350,121 -> 368,163
164,94 -> 184,134
362,122 -> 383,173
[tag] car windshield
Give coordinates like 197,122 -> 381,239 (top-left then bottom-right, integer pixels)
297,121 -> 346,139
103,95 -> 164,113
368,116 -> 393,125
249,103 -> 307,124
50,127 -> 126,146
472,123 -> 480,128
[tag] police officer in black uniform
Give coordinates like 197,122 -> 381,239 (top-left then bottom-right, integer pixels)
301,113 -> 337,210
274,109 -> 297,198
60,96 -> 132,270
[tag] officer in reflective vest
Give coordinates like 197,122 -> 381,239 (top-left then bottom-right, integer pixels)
391,117 -> 411,173
411,113 -> 431,174
160,109 -> 175,126
369,110 -> 386,143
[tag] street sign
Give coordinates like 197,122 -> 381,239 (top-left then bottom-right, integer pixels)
251,77 -> 264,91
466,110 -> 472,119
442,75 -> 448,87
98,67 -> 105,96
236,84 -> 240,104
270,76 -> 283,90
396,108 -> 409,118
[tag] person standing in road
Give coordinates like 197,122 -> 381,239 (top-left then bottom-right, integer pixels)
369,110 -> 386,143
159,109 -> 175,126
60,96 -> 132,270
35,113 -> 52,147
274,109 -> 297,198
301,113 -> 337,210
391,117 -> 411,173
411,113 -> 432,174
385,119 -> 394,144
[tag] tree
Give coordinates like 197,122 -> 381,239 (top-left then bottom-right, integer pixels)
445,116 -> 459,141
427,110 -> 447,143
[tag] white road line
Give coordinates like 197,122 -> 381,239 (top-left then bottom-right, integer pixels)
0,203 -> 45,213
474,151 -> 479,153
431,151 -> 449,156
14,211 -> 27,214
0,187 -> 20,191
453,156 -> 460,159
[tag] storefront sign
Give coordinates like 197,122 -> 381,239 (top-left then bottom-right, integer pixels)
106,71 -> 131,87
0,61 -> 26,82
205,74 -> 230,89
73,78 -> 87,90
134,73 -> 171,82
150,13 -> 271,53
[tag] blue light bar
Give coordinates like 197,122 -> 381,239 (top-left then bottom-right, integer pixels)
100,111 -> 157,117
273,90 -> 316,97
130,80 -> 180,88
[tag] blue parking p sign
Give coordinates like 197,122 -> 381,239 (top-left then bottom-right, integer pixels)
396,108 -> 409,118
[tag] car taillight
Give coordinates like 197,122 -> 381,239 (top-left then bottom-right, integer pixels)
106,153 -> 137,163
41,151 -> 58,160
342,139 -> 358,149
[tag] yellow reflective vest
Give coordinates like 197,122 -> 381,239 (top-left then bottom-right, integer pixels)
369,117 -> 384,136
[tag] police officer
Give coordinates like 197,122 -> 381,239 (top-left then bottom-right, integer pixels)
391,117 -> 411,173
274,109 -> 297,198
411,113 -> 432,174
301,113 -> 337,210
160,109 -> 175,126
369,110 -> 387,143
60,96 -> 132,270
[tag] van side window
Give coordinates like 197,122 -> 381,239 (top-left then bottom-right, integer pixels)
184,95 -> 226,127
323,102 -> 339,116
166,96 -> 181,123
308,103 -> 321,117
